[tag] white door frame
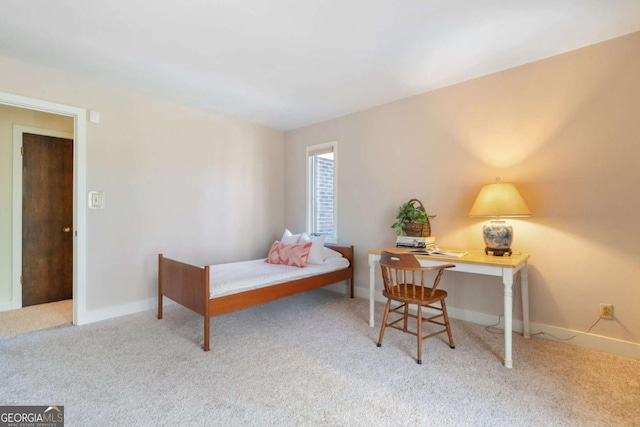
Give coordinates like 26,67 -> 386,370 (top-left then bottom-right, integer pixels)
13,125 -> 74,309
2,91 -> 87,325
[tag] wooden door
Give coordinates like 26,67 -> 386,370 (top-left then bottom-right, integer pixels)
22,133 -> 73,307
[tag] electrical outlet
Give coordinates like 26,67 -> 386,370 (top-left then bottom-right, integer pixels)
600,304 -> 614,320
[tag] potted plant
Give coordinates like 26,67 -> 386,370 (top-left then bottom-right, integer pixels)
391,199 -> 436,236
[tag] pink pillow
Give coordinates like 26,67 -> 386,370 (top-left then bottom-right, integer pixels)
265,241 -> 313,267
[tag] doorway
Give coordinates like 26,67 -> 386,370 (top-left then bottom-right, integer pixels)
2,91 -> 87,325
21,132 -> 74,307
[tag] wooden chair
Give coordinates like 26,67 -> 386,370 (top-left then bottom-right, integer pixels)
376,251 -> 456,364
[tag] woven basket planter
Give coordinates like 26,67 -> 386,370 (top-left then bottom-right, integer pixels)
392,198 -> 436,237
404,220 -> 431,237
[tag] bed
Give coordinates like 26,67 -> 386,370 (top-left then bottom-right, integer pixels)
157,244 -> 354,351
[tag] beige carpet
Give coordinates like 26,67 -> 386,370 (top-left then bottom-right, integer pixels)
0,299 -> 72,337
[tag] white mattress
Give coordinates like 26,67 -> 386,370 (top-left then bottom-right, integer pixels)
209,257 -> 350,298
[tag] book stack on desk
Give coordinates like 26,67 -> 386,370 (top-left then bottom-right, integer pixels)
396,235 -> 436,249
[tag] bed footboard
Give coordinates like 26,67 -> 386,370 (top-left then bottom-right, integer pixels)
158,254 -> 212,350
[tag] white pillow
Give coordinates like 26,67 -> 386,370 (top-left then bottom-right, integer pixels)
300,233 -> 325,264
323,247 -> 343,260
281,229 -> 301,244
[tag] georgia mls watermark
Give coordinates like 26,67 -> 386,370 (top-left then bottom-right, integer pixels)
0,406 -> 64,427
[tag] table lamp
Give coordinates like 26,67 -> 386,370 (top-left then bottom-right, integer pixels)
469,177 -> 531,256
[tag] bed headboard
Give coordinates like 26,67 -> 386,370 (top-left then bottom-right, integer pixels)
326,245 -> 354,266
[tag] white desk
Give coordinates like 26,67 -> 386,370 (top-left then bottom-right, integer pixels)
368,247 -> 530,369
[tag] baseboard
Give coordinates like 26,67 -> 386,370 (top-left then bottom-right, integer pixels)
79,297 -> 176,325
0,300 -> 13,312
354,286 -> 640,361
528,323 -> 640,361
79,283 -> 353,326
324,281 -> 352,295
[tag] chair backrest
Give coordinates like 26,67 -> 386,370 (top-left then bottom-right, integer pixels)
379,251 -> 455,301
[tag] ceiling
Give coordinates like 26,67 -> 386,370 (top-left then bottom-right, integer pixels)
1,1 -> 639,131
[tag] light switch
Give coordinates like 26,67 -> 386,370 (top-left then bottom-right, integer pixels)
88,191 -> 105,209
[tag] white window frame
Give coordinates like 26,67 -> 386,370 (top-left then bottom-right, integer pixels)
306,141 -> 338,244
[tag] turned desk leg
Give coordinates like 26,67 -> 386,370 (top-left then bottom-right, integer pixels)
521,263 -> 531,339
502,269 -> 514,369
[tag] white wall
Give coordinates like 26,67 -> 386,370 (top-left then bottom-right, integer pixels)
0,55 -> 285,317
285,32 -> 640,356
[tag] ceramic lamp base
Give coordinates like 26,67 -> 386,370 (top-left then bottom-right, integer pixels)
482,220 -> 513,257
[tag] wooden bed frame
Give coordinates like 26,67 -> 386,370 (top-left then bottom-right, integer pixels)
158,245 -> 354,351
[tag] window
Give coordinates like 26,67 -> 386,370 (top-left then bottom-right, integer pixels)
306,141 -> 338,244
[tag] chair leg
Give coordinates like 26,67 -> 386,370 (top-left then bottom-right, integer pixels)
403,303 -> 409,332
416,305 -> 423,364
377,299 -> 391,347
441,300 -> 455,349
